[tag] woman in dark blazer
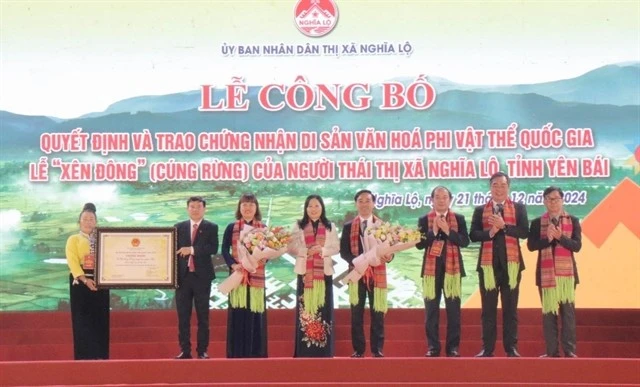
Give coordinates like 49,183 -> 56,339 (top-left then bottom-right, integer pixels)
221,193 -> 269,358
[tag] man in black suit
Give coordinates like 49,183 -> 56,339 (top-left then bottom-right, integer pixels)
340,189 -> 391,358
527,186 -> 581,358
174,196 -> 218,359
416,186 -> 469,357
470,172 -> 528,357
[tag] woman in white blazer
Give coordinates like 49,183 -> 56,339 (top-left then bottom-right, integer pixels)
291,194 -> 340,357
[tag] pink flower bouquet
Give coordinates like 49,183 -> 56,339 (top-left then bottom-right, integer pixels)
344,222 -> 422,284
218,225 -> 292,295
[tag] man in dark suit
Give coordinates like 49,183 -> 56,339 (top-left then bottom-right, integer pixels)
174,196 -> 218,359
416,186 -> 469,357
340,189 -> 391,358
527,186 -> 581,358
470,172 -> 528,357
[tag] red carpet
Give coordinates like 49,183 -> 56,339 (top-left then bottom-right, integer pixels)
1,308 -> 639,386
2,358 -> 639,386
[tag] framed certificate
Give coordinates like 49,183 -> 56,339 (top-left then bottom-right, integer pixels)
95,227 -> 177,289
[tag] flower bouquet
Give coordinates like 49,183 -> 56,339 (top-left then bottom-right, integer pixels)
218,225 -> 292,295
367,222 -> 423,257
242,225 -> 292,264
344,222 -> 423,284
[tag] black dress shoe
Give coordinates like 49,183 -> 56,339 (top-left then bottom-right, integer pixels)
506,349 -> 521,357
446,350 -> 460,357
475,349 -> 494,357
565,352 -> 578,358
197,352 -> 209,359
350,351 -> 364,358
425,350 -> 440,357
372,351 -> 384,358
175,351 -> 192,359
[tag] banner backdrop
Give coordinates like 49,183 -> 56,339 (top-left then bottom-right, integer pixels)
1,1 -> 639,311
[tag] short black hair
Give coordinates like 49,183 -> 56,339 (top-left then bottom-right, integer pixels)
489,171 -> 510,186
543,186 -> 564,198
354,189 -> 376,203
187,196 -> 206,207
430,186 -> 452,199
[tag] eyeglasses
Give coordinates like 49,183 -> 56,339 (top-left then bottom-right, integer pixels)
545,197 -> 563,203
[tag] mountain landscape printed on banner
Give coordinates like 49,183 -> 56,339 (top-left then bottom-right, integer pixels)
0,62 -> 638,161
1,63 -> 639,312
81,61 -> 640,116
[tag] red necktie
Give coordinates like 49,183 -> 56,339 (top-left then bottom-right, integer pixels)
189,223 -> 198,272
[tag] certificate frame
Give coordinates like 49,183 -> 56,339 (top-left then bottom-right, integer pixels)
95,227 -> 177,289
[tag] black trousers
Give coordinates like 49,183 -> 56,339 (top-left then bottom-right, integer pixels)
478,268 -> 520,354
350,277 -> 385,354
541,300 -> 577,356
176,272 -> 212,354
69,275 -> 110,360
424,260 -> 461,354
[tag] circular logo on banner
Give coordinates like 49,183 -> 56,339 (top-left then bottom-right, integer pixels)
294,0 -> 339,38
131,238 -> 140,247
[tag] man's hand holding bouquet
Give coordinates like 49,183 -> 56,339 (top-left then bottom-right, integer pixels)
344,222 -> 423,284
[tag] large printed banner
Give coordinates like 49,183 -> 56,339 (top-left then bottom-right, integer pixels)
1,1 -> 639,311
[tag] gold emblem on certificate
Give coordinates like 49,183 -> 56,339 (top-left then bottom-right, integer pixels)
95,227 -> 177,289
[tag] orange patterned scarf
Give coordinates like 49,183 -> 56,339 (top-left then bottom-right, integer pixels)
301,221 -> 327,314
423,211 -> 461,300
303,221 -> 326,288
540,211 -> 575,314
480,199 -> 520,290
348,216 -> 388,313
230,219 -> 265,313
231,220 -> 265,288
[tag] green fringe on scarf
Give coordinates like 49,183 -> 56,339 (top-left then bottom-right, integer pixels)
542,276 -> 576,315
373,288 -> 388,314
303,279 -> 326,314
483,263 -> 519,290
348,281 -> 358,306
422,275 -> 436,300
443,272 -> 461,299
249,287 -> 265,313
507,261 -> 520,289
481,265 -> 496,290
556,276 -> 576,304
423,274 -> 461,300
348,281 -> 388,314
229,285 -> 265,313
229,284 -> 247,309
